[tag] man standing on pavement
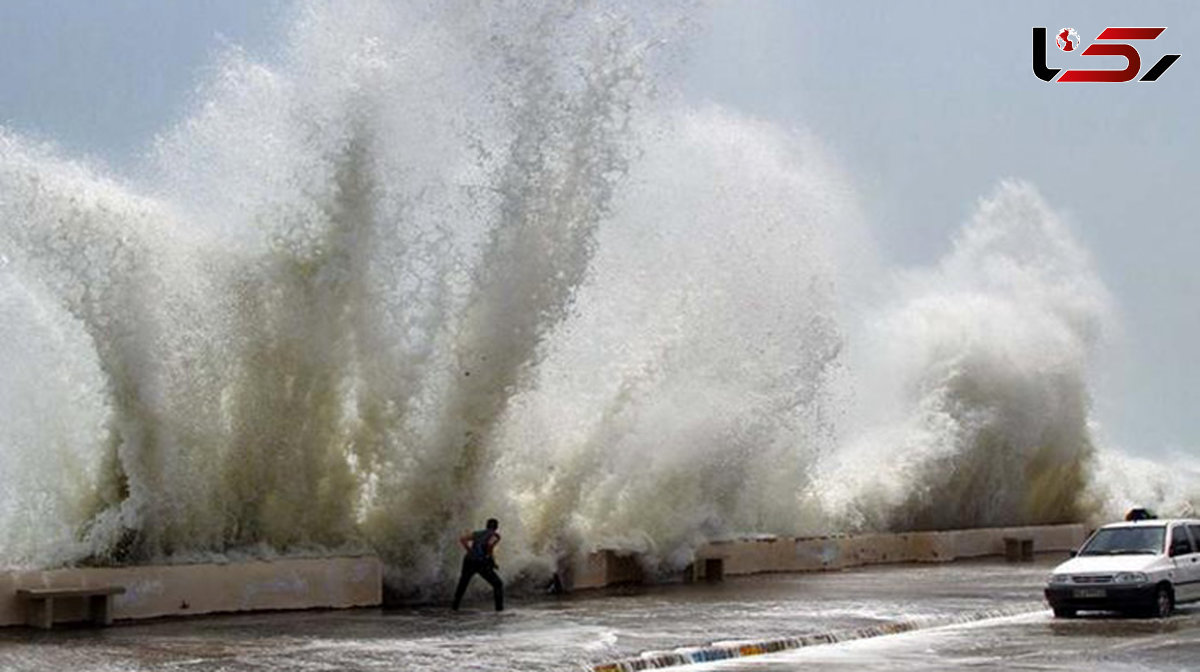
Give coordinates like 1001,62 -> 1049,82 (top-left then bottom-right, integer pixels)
452,518 -> 504,611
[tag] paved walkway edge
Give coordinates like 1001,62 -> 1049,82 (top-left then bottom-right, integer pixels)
590,603 -> 1044,671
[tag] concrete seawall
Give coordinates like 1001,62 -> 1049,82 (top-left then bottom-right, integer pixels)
1,525 -> 1086,627
569,524 -> 1088,589
0,556 -> 381,628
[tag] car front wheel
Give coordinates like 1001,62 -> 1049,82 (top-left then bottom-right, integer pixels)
1150,585 -> 1173,618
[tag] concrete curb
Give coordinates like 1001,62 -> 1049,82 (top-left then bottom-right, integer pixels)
590,603 -> 1044,671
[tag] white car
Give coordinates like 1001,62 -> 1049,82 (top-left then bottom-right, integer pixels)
1045,518 -> 1200,618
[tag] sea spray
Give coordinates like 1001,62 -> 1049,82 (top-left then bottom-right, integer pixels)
0,244 -> 108,567
493,107 -> 857,569
1,1 -> 1191,592
820,181 -> 1111,532
154,1 -> 655,589
0,0 -> 661,586
0,131 -> 215,562
1090,450 -> 1200,520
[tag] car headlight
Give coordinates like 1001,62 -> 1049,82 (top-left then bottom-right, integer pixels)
1113,572 -> 1148,584
1049,574 -> 1071,584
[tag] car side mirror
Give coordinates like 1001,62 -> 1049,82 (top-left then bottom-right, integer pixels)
1068,550 -> 1077,558
1170,542 -> 1190,558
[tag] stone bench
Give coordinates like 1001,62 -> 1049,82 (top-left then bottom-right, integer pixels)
1003,537 -> 1035,562
684,556 -> 727,584
16,586 -> 125,629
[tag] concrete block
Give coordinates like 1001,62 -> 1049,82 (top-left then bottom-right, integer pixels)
791,537 -> 843,571
604,551 -> 645,585
703,558 -> 725,583
568,552 -> 610,591
1004,537 -> 1035,562
2,556 -> 381,628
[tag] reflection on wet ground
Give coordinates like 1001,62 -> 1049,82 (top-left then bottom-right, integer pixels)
688,606 -> 1200,671
2,558 -> 1195,671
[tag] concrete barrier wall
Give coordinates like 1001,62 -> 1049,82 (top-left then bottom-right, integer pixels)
3,525 -> 1089,623
1,556 -> 381,627
571,524 -> 1087,589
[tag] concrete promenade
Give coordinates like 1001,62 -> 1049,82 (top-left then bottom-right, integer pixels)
8,557 -> 1183,672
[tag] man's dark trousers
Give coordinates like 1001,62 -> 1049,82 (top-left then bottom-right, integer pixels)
452,556 -> 504,611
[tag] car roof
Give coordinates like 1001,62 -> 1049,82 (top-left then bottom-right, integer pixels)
1099,518 -> 1200,529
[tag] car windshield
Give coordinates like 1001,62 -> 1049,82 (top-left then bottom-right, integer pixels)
1079,526 -> 1166,556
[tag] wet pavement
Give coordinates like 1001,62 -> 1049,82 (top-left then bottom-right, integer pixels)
687,608 -> 1200,671
1,557 -> 1195,671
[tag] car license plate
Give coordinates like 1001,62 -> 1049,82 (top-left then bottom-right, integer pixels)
1073,588 -> 1106,599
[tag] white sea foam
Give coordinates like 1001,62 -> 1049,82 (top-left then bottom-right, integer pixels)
0,1 -> 1194,592
817,181 -> 1115,531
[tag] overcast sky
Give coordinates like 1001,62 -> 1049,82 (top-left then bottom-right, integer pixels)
0,0 -> 1196,458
